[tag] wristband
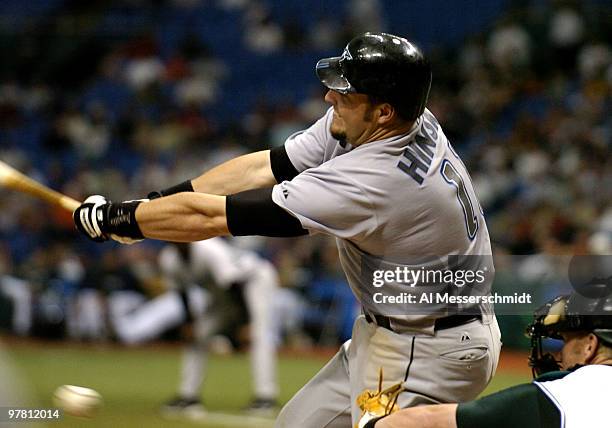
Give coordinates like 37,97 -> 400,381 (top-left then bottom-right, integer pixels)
104,201 -> 145,239
147,180 -> 194,200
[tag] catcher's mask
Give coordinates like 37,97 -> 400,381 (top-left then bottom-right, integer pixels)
526,292 -> 612,378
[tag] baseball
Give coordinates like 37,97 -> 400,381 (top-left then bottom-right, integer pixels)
53,385 -> 102,418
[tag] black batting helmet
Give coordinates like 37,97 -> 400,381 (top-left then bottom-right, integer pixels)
315,32 -> 432,121
526,291 -> 612,377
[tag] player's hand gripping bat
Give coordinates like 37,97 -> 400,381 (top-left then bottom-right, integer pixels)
0,160 -> 80,212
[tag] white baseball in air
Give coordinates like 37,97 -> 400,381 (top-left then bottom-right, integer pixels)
53,385 -> 102,418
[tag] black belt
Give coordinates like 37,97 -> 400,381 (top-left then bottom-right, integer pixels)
434,314 -> 482,330
364,313 -> 482,332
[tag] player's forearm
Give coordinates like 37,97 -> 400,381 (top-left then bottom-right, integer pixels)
191,150 -> 276,195
376,404 -> 458,428
135,193 -> 229,242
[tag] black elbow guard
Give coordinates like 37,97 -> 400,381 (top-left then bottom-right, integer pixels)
270,146 -> 300,182
226,188 -> 307,237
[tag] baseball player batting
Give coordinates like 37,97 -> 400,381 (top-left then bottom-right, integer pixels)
73,32 -> 502,427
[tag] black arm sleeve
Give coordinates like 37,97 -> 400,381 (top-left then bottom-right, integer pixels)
226,187 -> 308,237
270,145 -> 300,182
456,383 -> 561,428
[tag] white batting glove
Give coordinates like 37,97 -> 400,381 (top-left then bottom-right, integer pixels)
73,196 -> 147,243
73,195 -> 109,242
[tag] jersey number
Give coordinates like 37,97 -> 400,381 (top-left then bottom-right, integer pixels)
440,160 -> 478,240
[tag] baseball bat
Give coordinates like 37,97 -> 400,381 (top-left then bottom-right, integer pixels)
0,160 -> 81,212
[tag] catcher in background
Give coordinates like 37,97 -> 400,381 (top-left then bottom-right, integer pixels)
74,32 -> 501,427
361,290 -> 612,428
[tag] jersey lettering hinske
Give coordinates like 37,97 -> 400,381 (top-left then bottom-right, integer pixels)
271,108 -> 493,328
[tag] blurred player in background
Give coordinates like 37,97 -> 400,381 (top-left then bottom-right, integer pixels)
110,237 -> 281,416
159,238 -> 281,415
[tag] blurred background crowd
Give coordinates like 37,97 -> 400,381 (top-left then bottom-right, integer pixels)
0,0 -> 610,350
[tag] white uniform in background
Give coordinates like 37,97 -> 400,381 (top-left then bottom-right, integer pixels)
161,238 -> 280,402
112,237 -> 280,402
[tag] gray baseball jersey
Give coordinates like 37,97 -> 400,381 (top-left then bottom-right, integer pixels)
271,108 -> 501,428
271,107 -> 493,332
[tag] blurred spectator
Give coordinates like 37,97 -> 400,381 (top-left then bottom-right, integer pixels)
123,36 -> 165,91
347,0 -> 385,34
578,42 -> 611,81
243,2 -> 284,54
487,18 -> 532,72
63,103 -> 112,160
308,16 -> 343,50
549,5 -> 585,71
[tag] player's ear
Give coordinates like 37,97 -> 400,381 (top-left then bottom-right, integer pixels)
584,333 -> 600,363
376,102 -> 396,125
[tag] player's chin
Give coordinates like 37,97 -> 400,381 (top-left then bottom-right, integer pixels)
330,123 -> 347,142
330,129 -> 347,142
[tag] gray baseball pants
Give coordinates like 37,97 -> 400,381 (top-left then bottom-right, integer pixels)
275,314 -> 501,427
